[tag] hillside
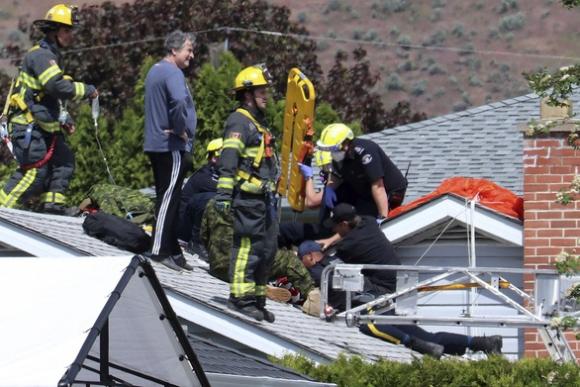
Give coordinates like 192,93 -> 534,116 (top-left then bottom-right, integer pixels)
266,0 -> 580,117
2,0 -> 579,118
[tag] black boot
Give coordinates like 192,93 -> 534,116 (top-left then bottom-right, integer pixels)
227,295 -> 264,322
256,296 -> 275,323
407,337 -> 444,359
469,335 -> 503,355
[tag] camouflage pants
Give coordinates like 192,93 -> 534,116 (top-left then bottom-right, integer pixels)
201,198 -> 314,296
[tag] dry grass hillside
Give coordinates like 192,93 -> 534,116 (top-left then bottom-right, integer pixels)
267,0 -> 580,117
1,0 -> 579,118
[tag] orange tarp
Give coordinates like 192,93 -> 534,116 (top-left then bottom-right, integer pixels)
388,177 -> 524,220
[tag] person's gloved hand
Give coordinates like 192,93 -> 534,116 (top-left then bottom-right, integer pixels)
298,163 -> 313,179
214,200 -> 231,215
323,186 -> 337,209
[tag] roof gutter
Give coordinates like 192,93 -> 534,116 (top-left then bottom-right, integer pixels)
166,289 -> 331,365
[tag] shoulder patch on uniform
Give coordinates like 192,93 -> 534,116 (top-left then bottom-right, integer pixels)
228,132 -> 241,139
354,146 -> 364,155
361,154 -> 373,165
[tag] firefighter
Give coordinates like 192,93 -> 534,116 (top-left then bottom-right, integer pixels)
0,4 -> 98,214
214,64 -> 279,322
316,123 -> 408,221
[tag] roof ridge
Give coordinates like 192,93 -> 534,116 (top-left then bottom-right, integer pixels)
366,92 -> 540,138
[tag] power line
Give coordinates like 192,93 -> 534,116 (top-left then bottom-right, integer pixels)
1,25 -> 579,62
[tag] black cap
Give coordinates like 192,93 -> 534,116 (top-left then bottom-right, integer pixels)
323,203 -> 357,228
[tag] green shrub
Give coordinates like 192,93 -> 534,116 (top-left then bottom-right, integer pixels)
385,74 -> 404,91
275,354 -> 580,387
411,80 -> 427,96
499,12 -> 526,32
496,0 -> 519,14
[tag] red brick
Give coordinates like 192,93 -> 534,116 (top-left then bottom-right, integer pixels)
564,229 -> 580,237
526,202 -> 551,211
525,211 -> 538,220
536,247 -> 561,256
524,166 -> 550,175
539,211 -> 564,219
525,148 -> 549,157
536,192 -> 561,201
539,157 -> 562,166
563,211 -> 580,219
552,148 -> 577,157
551,220 -> 577,228
525,238 -> 549,247
524,183 -> 550,193
535,139 -> 563,147
550,238 -> 577,247
537,229 -> 563,238
526,342 -> 548,351
548,183 -> 571,191
564,157 -> 580,165
536,174 -> 563,184
524,220 -> 551,228
551,166 -> 575,174
524,247 -> 536,257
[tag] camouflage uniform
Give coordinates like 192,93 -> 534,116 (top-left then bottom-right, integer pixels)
201,198 -> 315,296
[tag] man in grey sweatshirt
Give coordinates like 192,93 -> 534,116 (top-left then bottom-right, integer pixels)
144,30 -> 196,271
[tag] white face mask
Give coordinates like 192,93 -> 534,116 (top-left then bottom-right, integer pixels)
332,151 -> 345,162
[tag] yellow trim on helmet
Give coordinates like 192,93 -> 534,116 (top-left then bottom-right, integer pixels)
233,65 -> 271,91
206,138 -> 223,154
316,123 -> 354,149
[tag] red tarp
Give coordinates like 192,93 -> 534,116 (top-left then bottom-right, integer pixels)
389,177 -> 524,220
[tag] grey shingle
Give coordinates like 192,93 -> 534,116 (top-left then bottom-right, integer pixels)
361,91 -> 580,202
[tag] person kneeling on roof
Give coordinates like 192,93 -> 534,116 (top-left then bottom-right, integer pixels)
302,203 -> 503,359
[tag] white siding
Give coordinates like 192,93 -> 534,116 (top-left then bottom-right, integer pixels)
395,242 -> 524,359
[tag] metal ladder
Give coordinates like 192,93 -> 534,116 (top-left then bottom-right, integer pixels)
320,263 -> 578,362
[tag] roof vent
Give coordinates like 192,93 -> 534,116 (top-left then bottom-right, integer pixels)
540,97 -> 573,121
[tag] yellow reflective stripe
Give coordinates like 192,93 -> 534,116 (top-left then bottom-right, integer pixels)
217,176 -> 234,190
41,192 -> 66,204
231,237 -> 255,297
242,146 -> 259,158
3,168 -> 37,208
18,72 -> 42,90
235,108 -> 266,168
0,190 -> 8,206
73,82 -> 85,100
255,285 -> 266,296
223,138 -> 244,153
11,114 -> 33,125
366,323 -> 401,345
36,120 -> 61,132
38,64 -> 62,86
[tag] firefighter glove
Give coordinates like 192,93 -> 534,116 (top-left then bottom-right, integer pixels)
323,186 -> 337,209
298,163 -> 313,179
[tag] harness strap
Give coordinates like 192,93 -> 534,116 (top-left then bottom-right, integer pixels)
21,134 -> 57,171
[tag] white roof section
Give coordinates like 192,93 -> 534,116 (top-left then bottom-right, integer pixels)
0,256 -> 208,387
382,194 -> 523,246
0,208 -> 414,364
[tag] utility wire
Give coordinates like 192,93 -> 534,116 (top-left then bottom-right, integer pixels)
1,26 -> 579,62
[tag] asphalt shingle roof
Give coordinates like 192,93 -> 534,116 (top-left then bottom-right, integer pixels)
362,92 -> 580,202
0,207 -> 413,364
189,335 -> 311,380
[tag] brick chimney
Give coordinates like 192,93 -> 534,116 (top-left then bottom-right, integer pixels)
522,98 -> 580,359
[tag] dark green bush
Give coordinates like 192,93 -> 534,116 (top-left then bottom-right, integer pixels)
275,354 -> 580,387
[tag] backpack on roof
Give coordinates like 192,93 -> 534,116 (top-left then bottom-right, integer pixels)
86,183 -> 155,225
82,211 -> 151,254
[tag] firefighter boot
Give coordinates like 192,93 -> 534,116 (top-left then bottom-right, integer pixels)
407,337 -> 444,359
469,335 -> 503,355
227,295 -> 264,322
257,296 -> 275,323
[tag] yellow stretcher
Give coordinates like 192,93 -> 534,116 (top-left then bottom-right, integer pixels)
277,68 -> 316,212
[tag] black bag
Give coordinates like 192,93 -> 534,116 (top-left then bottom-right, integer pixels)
82,211 -> 151,253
